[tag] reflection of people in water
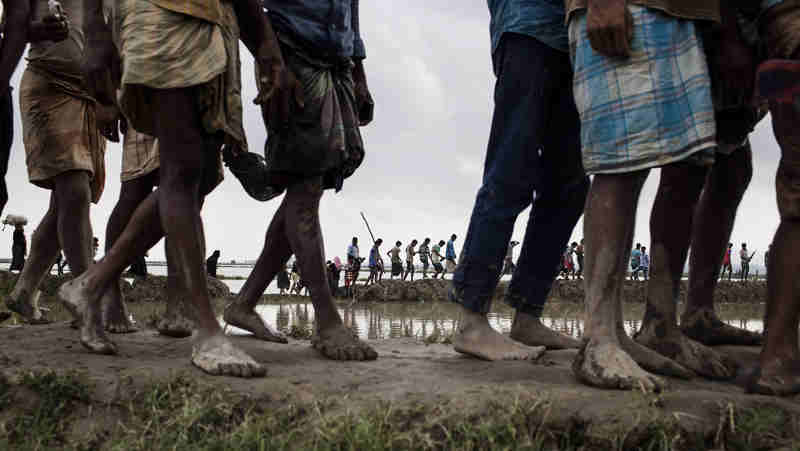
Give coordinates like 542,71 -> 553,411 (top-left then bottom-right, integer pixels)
277,264 -> 290,295
10,224 -> 26,271
206,250 -> 220,278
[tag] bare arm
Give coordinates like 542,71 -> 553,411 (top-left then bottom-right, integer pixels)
0,0 -> 31,89
82,0 -> 116,105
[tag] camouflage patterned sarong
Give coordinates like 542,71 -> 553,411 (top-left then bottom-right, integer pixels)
258,32 -> 365,191
20,67 -> 107,203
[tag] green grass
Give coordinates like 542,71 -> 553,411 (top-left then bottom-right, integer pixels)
1,371 -> 798,450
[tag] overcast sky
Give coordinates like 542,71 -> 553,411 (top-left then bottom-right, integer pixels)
2,2 -> 782,274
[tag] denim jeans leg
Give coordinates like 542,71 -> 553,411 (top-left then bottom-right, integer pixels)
504,50 -> 589,317
452,34 -> 564,314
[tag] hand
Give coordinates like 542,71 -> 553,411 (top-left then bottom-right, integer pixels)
255,57 -> 304,131
352,60 -> 374,126
95,104 -> 121,143
587,0 -> 633,58
82,19 -> 116,106
354,78 -> 374,126
27,14 -> 69,43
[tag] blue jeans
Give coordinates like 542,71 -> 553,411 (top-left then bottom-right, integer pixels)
451,33 -> 589,317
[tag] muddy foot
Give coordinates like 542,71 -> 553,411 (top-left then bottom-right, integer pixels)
747,359 -> 800,396
5,290 -> 50,324
510,313 -> 580,350
223,303 -> 288,344
634,327 -> 737,380
617,330 -> 694,379
191,334 -> 266,377
680,309 -> 763,346
453,320 -> 545,361
102,289 -> 139,334
57,280 -> 89,326
572,339 -> 666,392
157,309 -> 194,338
80,313 -> 118,355
312,324 -> 378,361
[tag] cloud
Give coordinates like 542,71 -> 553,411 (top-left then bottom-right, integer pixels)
1,2 -> 783,280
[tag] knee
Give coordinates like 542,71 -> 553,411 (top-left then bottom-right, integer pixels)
54,171 -> 92,206
159,165 -> 203,194
707,149 -> 753,206
658,164 -> 707,206
473,179 -> 532,217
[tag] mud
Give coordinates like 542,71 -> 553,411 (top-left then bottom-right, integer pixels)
357,278 -> 767,304
0,322 -> 798,449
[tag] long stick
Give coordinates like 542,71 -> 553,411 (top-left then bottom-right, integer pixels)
360,212 -> 377,244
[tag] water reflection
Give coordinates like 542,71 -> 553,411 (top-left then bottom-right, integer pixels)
222,301 -> 764,341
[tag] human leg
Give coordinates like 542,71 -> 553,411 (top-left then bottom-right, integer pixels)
573,172 -> 682,391
749,97 -> 800,395
682,147 -> 761,345
283,178 -> 376,360
6,194 -> 60,322
451,34 -> 569,361
222,199 -> 291,343
102,171 -> 157,333
634,163 -> 737,379
507,68 -> 588,350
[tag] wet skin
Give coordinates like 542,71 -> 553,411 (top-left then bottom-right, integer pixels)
682,147 -> 762,346
224,178 -> 377,360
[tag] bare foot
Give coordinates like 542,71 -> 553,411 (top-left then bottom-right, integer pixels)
634,325 -> 737,380
680,308 -> 763,346
453,310 -> 545,361
157,303 -> 194,338
510,311 -> 580,350
572,338 -> 666,392
747,359 -> 800,396
5,289 -> 50,324
191,334 -> 266,377
617,329 -> 694,379
223,303 -> 288,344
102,285 -> 138,334
57,279 -> 88,326
80,302 -> 118,355
311,323 -> 378,361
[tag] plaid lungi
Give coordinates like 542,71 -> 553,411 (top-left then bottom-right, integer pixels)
111,0 -> 247,192
121,124 -> 159,182
569,5 -> 717,174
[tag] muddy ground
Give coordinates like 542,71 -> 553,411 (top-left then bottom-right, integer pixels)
357,277 -> 767,305
0,271 -> 794,450
0,323 -> 798,450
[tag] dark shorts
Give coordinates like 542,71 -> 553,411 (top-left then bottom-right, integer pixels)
433,262 -> 444,272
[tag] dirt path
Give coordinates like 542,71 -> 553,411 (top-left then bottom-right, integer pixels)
1,321 -> 798,449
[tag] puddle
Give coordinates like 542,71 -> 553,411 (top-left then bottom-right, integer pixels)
223,300 -> 764,341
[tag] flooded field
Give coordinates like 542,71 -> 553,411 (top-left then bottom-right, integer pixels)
223,298 -> 764,341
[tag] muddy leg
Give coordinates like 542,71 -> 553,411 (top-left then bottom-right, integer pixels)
635,163 -> 737,380
155,237 -> 195,338
102,173 -> 157,334
150,90 -> 263,376
286,178 -> 377,361
573,172 -> 668,392
6,194 -> 60,323
222,201 -> 290,343
682,148 -> 761,346
750,100 -> 800,396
